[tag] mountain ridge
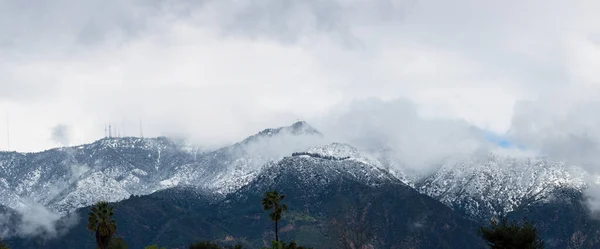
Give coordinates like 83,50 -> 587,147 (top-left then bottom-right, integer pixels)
0,121 -> 589,223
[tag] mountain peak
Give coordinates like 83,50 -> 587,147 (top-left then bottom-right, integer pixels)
242,121 -> 322,144
287,121 -> 321,135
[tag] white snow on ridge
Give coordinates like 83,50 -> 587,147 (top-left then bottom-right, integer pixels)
160,178 -> 180,188
417,153 -> 586,219
49,171 -> 131,214
305,143 -> 383,167
0,122 -> 591,222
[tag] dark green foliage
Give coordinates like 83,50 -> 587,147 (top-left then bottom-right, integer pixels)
189,241 -> 225,249
331,207 -> 374,249
506,189 -> 600,248
144,245 -> 166,249
88,201 -> 118,249
291,152 -> 350,161
262,190 -> 288,242
0,238 -> 9,249
188,241 -> 245,249
479,217 -> 544,249
263,240 -> 313,249
108,237 -> 128,249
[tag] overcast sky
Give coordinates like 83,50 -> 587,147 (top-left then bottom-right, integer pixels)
1,0 -> 600,173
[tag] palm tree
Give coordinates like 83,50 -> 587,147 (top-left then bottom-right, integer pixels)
87,201 -> 117,249
0,237 -> 9,249
262,190 -> 288,242
108,237 -> 128,249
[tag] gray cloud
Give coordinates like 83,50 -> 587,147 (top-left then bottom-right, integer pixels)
507,99 -> 600,170
0,0 -> 592,148
1,0 -> 600,218
0,0 -> 414,52
0,200 -> 78,239
506,96 -> 600,212
314,98 -> 489,173
51,125 -> 71,146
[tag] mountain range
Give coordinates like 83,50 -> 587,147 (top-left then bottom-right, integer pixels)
0,121 -> 596,248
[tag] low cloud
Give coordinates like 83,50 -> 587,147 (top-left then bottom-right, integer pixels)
69,163 -> 91,180
505,93 -> 600,213
0,212 -> 11,238
313,98 -> 491,174
0,200 -> 78,239
51,124 -> 71,146
5,0 -> 598,152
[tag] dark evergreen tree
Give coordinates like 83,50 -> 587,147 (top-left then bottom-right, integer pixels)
144,245 -> 166,249
189,241 -> 223,249
189,242 -> 245,249
225,245 -> 244,249
479,217 -> 544,249
0,237 -> 9,249
87,201 -> 117,249
262,190 -> 288,242
331,206 -> 374,249
263,240 -> 314,249
108,237 -> 128,249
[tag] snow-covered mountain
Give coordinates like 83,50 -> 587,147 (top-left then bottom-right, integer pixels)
230,146 -> 406,208
157,121 -> 324,194
293,143 -> 587,220
0,121 -> 588,222
0,137 -> 199,214
0,121 -> 324,214
416,154 -> 586,220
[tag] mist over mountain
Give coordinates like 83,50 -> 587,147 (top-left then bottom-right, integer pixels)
0,121 -> 597,248
4,0 -> 600,248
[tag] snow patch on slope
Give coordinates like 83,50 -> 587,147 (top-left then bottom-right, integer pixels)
304,143 -> 382,166
417,153 -> 586,219
49,171 -> 131,214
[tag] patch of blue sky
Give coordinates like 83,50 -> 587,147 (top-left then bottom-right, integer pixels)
482,131 -> 526,150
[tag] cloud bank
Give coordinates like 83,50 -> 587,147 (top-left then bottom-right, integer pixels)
5,0 -> 598,152
314,98 -> 488,173
2,0 -> 600,211
0,200 -> 78,239
51,124 -> 71,146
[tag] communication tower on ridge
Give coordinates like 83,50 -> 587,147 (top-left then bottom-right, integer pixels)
5,113 -> 10,151
139,118 -> 144,139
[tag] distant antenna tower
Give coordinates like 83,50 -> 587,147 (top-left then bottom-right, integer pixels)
139,118 -> 144,138
104,123 -> 107,138
108,123 -> 112,138
6,113 -> 10,151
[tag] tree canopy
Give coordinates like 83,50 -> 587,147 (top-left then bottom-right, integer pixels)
479,217 -> 544,249
88,201 -> 118,249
